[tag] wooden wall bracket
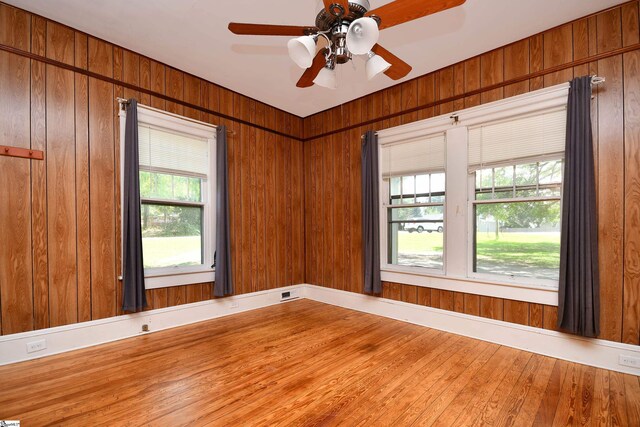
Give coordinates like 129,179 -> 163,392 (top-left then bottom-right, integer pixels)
0,145 -> 45,160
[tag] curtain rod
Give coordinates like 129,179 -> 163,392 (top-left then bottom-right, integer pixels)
361,76 -> 606,140
116,97 -> 236,135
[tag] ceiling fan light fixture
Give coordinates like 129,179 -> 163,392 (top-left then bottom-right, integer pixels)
288,35 -> 317,69
366,52 -> 391,80
313,64 -> 338,89
346,17 -> 380,55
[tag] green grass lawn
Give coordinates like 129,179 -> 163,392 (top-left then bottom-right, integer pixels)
142,235 -> 202,268
396,231 -> 560,279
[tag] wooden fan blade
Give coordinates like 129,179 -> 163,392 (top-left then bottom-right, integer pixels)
323,0 -> 351,16
366,0 -> 466,30
297,49 -> 328,88
228,23 -> 318,36
371,44 -> 412,80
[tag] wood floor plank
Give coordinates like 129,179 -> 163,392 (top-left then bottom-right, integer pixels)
0,300 -> 638,426
610,370 -> 630,426
473,352 -> 535,426
431,346 -> 521,426
533,359 -> 570,426
590,368 -> 610,426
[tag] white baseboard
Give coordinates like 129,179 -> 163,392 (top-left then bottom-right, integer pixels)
0,285 -> 303,366
302,284 -> 640,375
2,284 -> 639,376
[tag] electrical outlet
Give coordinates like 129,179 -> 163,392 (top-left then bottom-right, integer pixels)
26,339 -> 47,354
229,301 -> 239,309
281,290 -> 299,301
619,354 -> 640,369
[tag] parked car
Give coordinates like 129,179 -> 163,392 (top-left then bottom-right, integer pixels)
402,222 -> 444,233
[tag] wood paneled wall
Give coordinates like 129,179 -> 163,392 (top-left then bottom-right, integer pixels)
303,1 -> 640,345
0,3 -> 304,336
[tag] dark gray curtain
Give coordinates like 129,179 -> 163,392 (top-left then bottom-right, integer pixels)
362,130 -> 381,294
557,76 -> 600,337
122,99 -> 147,312
214,126 -> 233,297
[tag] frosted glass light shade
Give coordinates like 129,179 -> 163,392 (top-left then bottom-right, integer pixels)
366,53 -> 391,80
313,66 -> 337,89
288,36 -> 316,69
346,17 -> 379,55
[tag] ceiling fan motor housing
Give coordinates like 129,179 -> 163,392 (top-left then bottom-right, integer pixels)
315,0 -> 371,30
316,0 -> 371,64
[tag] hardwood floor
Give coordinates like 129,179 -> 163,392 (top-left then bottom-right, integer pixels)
0,299 -> 638,426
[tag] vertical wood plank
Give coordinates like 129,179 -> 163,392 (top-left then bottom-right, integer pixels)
348,128 -> 361,293
0,49 -> 33,334
623,49 -> 640,345
46,60 -> 78,327
401,79 -> 418,124
543,23 -> 574,86
183,74 -> 200,120
149,60 -> 165,110
401,285 -> 418,305
333,133 -> 344,290
122,50 -> 140,100
30,16 -> 49,332
504,300 -> 530,326
463,294 -> 480,316
75,32 -> 91,323
543,305 -> 559,331
453,292 -> 464,313
292,139 -> 305,284
240,124 -> 252,293
597,7 -> 623,54
0,4 -> 30,51
417,287 -> 431,307
167,286 -> 186,307
285,137 -> 293,286
464,57 -> 481,108
504,39 -> 530,97
529,34 -> 544,90
530,303 -> 544,328
480,49 -> 504,103
88,37 -> 116,320
265,131 -> 277,288
596,55 -> 624,342
622,2 -> 640,47
165,67 -> 184,115
480,297 -> 504,321
255,128 -> 266,291
438,66 -> 455,114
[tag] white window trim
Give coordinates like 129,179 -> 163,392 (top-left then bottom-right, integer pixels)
377,83 -> 569,305
119,103 -> 217,290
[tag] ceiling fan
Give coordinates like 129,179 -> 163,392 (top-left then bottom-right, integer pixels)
228,0 -> 467,89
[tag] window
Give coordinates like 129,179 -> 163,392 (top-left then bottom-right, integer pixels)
472,160 -> 563,282
381,133 -> 446,272
468,108 -> 566,287
120,105 -> 216,288
377,83 -> 569,305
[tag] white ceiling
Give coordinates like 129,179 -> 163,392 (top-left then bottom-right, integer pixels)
7,0 -> 622,117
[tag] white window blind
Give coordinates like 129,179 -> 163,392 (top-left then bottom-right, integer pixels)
138,124 -> 210,178
381,133 -> 446,177
468,107 -> 566,171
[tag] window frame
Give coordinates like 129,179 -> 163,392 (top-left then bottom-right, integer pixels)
466,160 -> 564,289
380,142 -> 448,276
377,83 -> 570,305
119,104 -> 217,290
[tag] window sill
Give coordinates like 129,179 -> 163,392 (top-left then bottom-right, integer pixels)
380,268 -> 558,305
143,268 -> 215,290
